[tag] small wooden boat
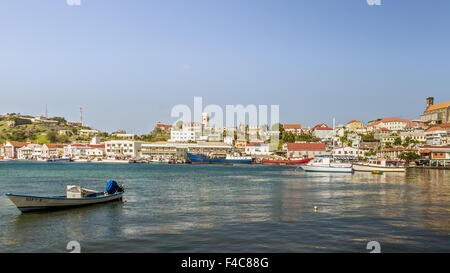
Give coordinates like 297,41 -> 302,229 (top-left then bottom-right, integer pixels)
4,180 -> 124,213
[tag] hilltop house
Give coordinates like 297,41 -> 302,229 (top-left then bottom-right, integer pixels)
367,117 -> 410,132
311,123 -> 334,140
420,97 -> 450,125
283,124 -> 302,134
346,120 -> 364,132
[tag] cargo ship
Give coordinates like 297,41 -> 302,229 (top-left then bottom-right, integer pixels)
262,158 -> 313,165
187,153 -> 252,164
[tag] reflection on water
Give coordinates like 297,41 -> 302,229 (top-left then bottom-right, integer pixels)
0,162 -> 449,252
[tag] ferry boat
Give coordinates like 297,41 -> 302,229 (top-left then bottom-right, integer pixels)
262,158 -> 313,165
187,153 -> 252,164
300,157 -> 354,173
352,160 -> 406,172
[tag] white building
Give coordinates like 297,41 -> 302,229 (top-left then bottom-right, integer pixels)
399,130 -> 426,143
244,143 -> 270,156
367,117 -> 410,131
42,144 -> 66,158
332,146 -> 365,159
169,122 -> 202,142
105,141 -> 143,158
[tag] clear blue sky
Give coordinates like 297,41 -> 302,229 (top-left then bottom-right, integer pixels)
1,0 -> 449,134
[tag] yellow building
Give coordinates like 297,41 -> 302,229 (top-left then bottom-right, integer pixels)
346,120 -> 364,132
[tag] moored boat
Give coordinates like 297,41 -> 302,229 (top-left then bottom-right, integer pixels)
187,153 -> 252,164
262,158 -> 313,165
4,180 -> 124,213
352,160 -> 406,172
301,157 -> 354,173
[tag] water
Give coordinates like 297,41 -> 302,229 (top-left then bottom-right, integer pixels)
0,161 -> 449,253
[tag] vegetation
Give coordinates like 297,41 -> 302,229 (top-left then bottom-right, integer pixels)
398,151 -> 420,163
393,137 -> 402,146
137,127 -> 170,142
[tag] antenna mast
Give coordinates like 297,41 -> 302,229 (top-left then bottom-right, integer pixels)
80,107 -> 83,126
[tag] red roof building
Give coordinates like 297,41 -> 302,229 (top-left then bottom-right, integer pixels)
286,142 -> 328,159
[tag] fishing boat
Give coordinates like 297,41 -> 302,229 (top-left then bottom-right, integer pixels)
300,157 -> 354,173
187,153 -> 252,164
352,160 -> 406,173
4,180 -> 124,213
262,158 -> 313,165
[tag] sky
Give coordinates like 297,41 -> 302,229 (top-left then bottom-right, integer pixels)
0,0 -> 449,134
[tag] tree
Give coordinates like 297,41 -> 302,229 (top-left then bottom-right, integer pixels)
393,138 -> 402,146
398,151 -> 420,163
46,130 -> 58,143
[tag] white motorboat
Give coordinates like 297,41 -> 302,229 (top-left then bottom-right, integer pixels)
352,160 -> 406,172
301,157 -> 354,173
4,180 -> 124,213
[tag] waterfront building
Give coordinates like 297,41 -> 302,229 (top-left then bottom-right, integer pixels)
286,142 -> 328,159
3,142 -> 28,158
64,144 -> 105,158
419,97 -> 450,125
234,139 -> 248,152
419,145 -> 450,166
17,146 -> 32,159
105,140 -> 143,158
376,147 -> 419,160
244,143 -> 270,156
42,144 -> 66,159
17,143 -> 42,160
332,146 -> 365,160
140,141 -> 232,160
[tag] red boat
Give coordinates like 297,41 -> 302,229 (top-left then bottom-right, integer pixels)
262,158 -> 313,165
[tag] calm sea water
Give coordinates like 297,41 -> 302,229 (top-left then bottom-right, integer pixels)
0,161 -> 448,253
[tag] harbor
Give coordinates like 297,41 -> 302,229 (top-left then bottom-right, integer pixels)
0,161 -> 448,252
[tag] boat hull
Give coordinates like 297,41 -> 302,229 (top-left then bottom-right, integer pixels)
352,163 -> 406,172
301,165 -> 354,173
187,153 -> 252,164
262,158 -> 313,165
4,192 -> 124,212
